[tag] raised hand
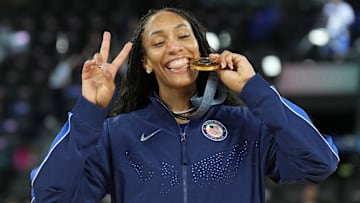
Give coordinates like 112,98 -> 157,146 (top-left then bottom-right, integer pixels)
81,31 -> 132,108
210,51 -> 256,94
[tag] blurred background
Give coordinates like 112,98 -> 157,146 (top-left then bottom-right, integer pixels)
0,0 -> 359,202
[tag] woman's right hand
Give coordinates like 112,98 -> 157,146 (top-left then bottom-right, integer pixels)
81,31 -> 132,108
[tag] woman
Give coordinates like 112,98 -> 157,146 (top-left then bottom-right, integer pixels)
30,7 -> 339,203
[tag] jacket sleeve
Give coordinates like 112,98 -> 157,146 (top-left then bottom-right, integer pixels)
239,73 -> 339,184
30,96 -> 112,202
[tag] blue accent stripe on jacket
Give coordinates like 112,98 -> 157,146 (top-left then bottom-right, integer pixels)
270,86 -> 340,161
30,113 -> 73,201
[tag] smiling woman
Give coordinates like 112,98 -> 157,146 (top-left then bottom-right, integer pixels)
141,11 -> 200,96
30,7 -> 339,203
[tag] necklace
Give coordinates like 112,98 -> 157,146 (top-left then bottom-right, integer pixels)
171,107 -> 196,120
171,107 -> 196,114
152,91 -> 197,120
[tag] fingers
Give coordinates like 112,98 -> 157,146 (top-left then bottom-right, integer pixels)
112,42 -> 133,69
93,53 -> 103,67
220,50 -> 235,70
212,50 -> 250,71
88,41 -> 132,80
99,31 -> 111,62
82,59 -> 97,72
92,42 -> 132,75
209,53 -> 220,63
212,51 -> 256,93
81,59 -> 98,80
218,50 -> 256,79
210,52 -> 234,70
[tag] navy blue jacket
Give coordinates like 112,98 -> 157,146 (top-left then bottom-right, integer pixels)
30,74 -> 339,203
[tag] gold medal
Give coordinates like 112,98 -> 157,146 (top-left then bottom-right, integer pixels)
190,57 -> 220,71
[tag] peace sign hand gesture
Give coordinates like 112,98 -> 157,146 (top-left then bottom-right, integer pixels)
81,31 -> 132,108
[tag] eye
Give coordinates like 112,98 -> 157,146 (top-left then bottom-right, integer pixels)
179,33 -> 191,39
152,40 -> 164,47
179,34 -> 191,39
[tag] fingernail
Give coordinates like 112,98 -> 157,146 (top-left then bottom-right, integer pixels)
221,62 -> 226,68
103,31 -> 110,39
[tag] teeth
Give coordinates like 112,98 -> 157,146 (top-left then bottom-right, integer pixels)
167,58 -> 189,69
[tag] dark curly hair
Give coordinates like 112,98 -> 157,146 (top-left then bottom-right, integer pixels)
109,7 -> 241,117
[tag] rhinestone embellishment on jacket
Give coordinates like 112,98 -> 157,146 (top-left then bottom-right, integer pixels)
126,152 -> 180,195
126,151 -> 155,183
191,140 -> 248,187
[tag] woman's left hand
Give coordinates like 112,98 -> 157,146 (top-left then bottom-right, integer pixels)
210,50 -> 256,94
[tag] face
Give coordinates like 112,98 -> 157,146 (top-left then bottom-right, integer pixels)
142,11 -> 201,92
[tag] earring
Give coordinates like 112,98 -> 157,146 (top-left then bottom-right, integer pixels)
146,69 -> 152,74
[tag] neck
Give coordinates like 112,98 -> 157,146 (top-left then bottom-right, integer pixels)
158,86 -> 196,113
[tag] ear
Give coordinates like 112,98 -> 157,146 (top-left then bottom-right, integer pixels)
143,56 -> 153,74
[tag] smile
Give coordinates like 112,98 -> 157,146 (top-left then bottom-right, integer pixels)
166,58 -> 190,72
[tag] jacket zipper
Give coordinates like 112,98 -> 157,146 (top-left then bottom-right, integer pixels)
154,98 -> 189,203
180,130 -> 188,203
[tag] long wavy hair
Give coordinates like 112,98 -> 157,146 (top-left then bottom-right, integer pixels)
109,7 -> 241,117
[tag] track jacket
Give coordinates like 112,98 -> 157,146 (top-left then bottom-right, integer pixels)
30,74 -> 339,203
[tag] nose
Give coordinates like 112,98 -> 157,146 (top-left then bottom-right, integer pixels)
166,37 -> 184,55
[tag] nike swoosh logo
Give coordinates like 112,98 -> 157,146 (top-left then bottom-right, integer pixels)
140,129 -> 161,142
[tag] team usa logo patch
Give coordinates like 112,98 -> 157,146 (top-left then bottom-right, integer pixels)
201,120 -> 228,141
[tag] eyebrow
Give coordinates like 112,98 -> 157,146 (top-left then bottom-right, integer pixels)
149,23 -> 189,36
